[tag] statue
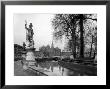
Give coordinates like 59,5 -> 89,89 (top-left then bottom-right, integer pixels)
25,20 -> 35,61
25,20 -> 34,48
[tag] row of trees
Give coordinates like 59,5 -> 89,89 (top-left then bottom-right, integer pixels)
39,45 -> 50,57
52,14 -> 97,59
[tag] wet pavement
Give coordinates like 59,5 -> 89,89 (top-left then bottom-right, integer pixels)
31,60 -> 87,76
14,60 -> 95,76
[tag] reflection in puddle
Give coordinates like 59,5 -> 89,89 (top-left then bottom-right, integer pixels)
35,61 -> 87,76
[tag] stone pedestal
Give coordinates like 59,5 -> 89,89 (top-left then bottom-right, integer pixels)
25,48 -> 36,67
26,48 -> 35,61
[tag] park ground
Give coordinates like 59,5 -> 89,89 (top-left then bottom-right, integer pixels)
14,60 -> 37,76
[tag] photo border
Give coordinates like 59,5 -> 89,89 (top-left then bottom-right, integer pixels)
1,0 -> 109,88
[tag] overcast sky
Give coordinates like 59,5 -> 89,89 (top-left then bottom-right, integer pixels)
14,14 -> 65,51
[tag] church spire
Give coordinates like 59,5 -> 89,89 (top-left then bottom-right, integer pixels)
51,40 -> 54,48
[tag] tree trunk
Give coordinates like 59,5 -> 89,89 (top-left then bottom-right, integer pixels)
74,35 -> 76,58
79,14 -> 84,58
90,35 -> 93,58
90,43 -> 92,58
93,51 -> 96,59
71,29 -> 76,59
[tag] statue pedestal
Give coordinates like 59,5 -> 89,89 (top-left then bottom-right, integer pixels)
26,48 -> 35,61
25,48 -> 36,67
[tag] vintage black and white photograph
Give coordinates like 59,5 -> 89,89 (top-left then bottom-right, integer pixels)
14,14 -> 97,76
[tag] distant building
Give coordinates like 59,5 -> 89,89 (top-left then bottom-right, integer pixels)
49,41 -> 74,58
48,41 -> 61,57
35,51 -> 44,58
61,51 -> 72,58
38,41 -> 62,57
